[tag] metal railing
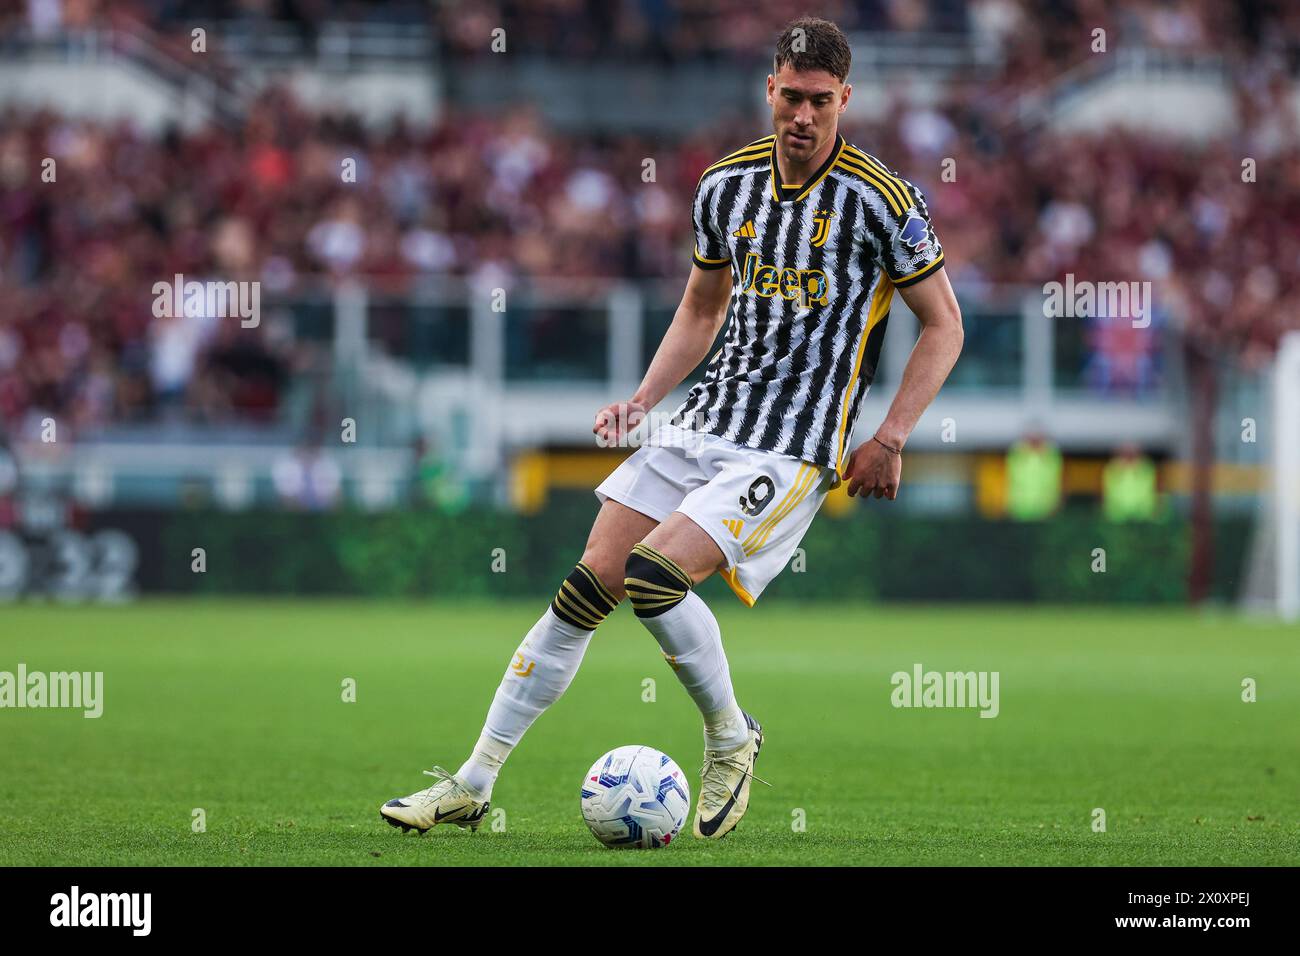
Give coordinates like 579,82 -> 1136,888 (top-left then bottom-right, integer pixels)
7,274 -> 1263,509
320,276 -> 1187,478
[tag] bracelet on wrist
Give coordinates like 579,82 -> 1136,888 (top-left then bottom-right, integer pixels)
872,434 -> 902,455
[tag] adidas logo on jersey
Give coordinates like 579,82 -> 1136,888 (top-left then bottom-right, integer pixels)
731,220 -> 757,239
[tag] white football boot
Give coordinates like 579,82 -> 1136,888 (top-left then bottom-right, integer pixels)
693,711 -> 767,839
380,766 -> 490,834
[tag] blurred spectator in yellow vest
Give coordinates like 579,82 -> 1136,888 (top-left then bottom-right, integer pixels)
1102,442 -> 1159,522
1006,431 -> 1062,520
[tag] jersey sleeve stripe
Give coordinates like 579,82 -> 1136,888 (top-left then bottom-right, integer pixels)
701,147 -> 770,177
847,145 -> 909,193
692,247 -> 731,269
893,253 -> 945,287
837,154 -> 909,212
835,158 -> 905,213
833,160 -> 905,216
697,138 -> 776,182
845,146 -> 914,206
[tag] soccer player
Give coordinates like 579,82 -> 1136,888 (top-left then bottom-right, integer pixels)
381,16 -> 964,839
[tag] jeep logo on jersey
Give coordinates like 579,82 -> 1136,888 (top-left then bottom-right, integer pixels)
739,252 -> 829,309
899,213 -> 931,252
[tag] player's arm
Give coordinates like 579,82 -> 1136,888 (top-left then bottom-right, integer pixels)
593,264 -> 731,444
843,266 -> 963,499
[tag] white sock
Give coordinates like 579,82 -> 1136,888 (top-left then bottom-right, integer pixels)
457,734 -> 510,798
637,590 -> 749,752
457,608 -> 595,797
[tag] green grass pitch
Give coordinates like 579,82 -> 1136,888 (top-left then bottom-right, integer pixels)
1,599 -> 1296,866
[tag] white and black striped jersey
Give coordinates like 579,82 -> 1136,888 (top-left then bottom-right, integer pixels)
670,133 -> 945,474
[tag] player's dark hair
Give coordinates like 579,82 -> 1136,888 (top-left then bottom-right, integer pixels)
774,17 -> 851,82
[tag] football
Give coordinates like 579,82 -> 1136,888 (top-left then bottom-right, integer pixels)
580,745 -> 690,849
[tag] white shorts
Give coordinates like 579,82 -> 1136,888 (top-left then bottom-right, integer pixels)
594,424 -> 835,606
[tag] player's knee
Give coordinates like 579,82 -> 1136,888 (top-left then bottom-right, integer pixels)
624,543 -> 694,619
550,560 -> 620,631
576,550 -> 626,603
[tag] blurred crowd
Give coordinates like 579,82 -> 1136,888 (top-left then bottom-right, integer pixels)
5,0 -> 1297,65
1,0 -> 1299,435
434,0 -> 1300,66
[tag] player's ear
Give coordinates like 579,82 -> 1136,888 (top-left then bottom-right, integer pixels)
839,82 -> 852,114
766,74 -> 775,106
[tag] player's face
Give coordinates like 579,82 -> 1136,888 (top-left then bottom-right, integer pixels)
767,66 -> 850,164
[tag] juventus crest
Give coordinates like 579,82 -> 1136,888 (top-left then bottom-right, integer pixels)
810,209 -> 836,248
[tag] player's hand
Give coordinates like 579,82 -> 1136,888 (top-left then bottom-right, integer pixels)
843,437 -> 902,500
593,400 -> 648,447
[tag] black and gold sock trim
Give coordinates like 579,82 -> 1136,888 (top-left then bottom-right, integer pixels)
551,562 -> 619,631
624,543 -> 694,619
